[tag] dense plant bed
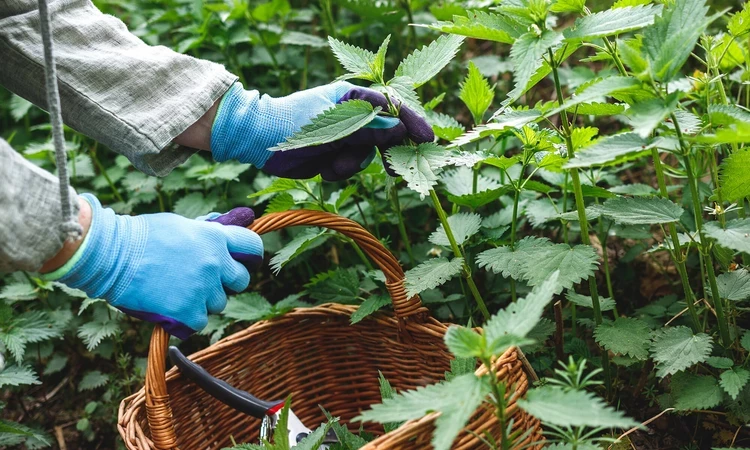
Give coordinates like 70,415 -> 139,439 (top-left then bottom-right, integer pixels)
2,0 -> 750,449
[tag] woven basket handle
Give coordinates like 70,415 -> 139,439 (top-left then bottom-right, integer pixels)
144,210 -> 423,449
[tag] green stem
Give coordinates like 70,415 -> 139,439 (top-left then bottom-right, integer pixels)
509,177 -> 522,302
598,218 -> 615,304
651,148 -> 702,332
390,184 -> 415,265
430,189 -> 490,320
346,236 -> 375,271
680,147 -> 730,347
481,359 -> 510,450
89,145 -> 124,203
549,48 -> 610,392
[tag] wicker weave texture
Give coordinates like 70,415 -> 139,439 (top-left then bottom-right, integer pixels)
117,210 -> 543,450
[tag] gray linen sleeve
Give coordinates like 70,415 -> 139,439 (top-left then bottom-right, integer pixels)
0,0 -> 238,176
0,139 -> 79,273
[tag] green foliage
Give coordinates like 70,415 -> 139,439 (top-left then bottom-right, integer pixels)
598,196 -> 684,225
507,30 -> 562,105
717,269 -> 750,301
459,62 -> 494,125
355,373 -> 490,450
404,257 -> 464,298
270,100 -> 380,151
720,368 -> 750,400
650,326 -> 713,378
517,385 -> 639,429
671,372 -> 723,410
594,318 -> 652,360
565,132 -> 656,168
563,5 -> 663,41
476,237 -> 598,293
704,219 -> 750,254
395,35 -> 465,88
429,213 -> 481,247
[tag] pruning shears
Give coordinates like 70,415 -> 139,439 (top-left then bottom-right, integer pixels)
168,347 -> 338,448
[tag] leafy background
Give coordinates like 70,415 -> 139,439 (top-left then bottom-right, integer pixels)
1,0 -> 750,449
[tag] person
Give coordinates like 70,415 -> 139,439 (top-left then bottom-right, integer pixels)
0,0 -> 433,339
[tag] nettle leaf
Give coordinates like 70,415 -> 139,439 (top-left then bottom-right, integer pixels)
424,11 -> 525,44
387,143 -> 450,199
266,192 -> 295,214
460,62 -> 495,125
444,326 -> 486,359
173,192 -> 219,218
704,219 -> 750,255
428,111 -> 465,141
0,365 -> 40,388
270,100 -> 379,151
270,228 -> 328,274
627,93 -> 681,138
551,0 -> 586,13
354,373 -> 491,450
370,35 -> 391,83
249,178 -> 298,199
381,76 -> 426,118
477,237 -> 597,294
721,368 -> 750,400
566,292 -> 616,311
484,272 -> 559,354
429,213 -> 482,247
717,149 -> 750,203
595,318 -> 651,360
598,196 -> 683,225
717,269 -> 750,301
729,3 -> 750,37
563,4 -> 663,40
507,30 -> 563,105
0,282 -> 37,302
306,268 -> 360,303
565,132 -> 656,169
395,34 -> 464,88
197,162 -> 251,181
328,37 -> 378,81
650,326 -> 713,378
609,183 -> 657,196
546,76 -> 640,118
449,109 -> 542,148
743,331 -> 750,352
708,104 -> 750,126
78,370 -> 109,391
518,385 -> 639,429
671,372 -> 723,410
404,257 -> 464,298
77,315 -> 120,351
706,356 -> 734,369
642,0 -> 711,82
350,295 -> 391,324
224,293 -> 272,322
476,236 -> 548,281
442,167 -> 508,209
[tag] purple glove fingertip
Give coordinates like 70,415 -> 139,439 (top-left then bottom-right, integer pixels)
117,306 -> 196,340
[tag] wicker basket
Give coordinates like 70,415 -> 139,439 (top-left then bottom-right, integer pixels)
117,210 -> 543,450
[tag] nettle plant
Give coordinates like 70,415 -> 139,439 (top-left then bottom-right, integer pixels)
260,0 -> 750,446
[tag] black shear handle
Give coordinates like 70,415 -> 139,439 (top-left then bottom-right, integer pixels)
168,346 -> 282,419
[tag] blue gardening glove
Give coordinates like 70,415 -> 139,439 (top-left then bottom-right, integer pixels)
42,194 -> 263,339
210,81 -> 434,181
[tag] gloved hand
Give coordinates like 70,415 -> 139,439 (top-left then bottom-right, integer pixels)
42,194 -> 263,339
210,81 -> 434,180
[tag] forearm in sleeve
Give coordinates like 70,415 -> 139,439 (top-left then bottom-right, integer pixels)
0,0 -> 237,176
0,139 -> 79,273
